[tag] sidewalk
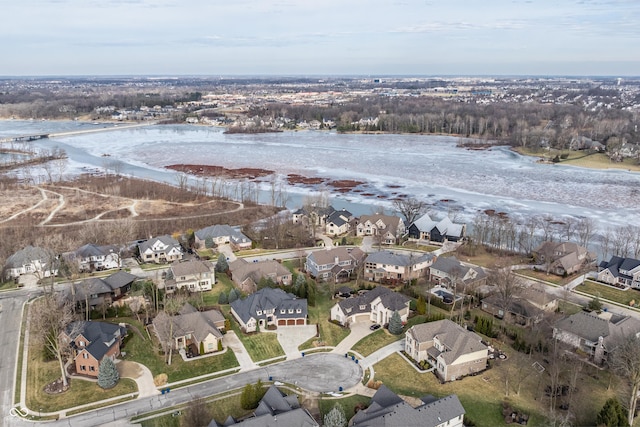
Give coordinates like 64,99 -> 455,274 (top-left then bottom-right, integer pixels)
222,331 -> 257,371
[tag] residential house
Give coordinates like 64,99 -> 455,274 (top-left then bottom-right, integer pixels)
330,286 -> 411,326
364,250 -> 435,283
137,235 -> 183,264
428,257 -> 487,289
165,259 -> 215,293
62,321 -> 126,378
351,385 -> 465,427
4,245 -> 58,280
230,288 -> 307,332
356,214 -> 406,244
194,224 -> 252,250
553,311 -> 640,364
305,247 -> 366,282
405,320 -> 488,382
71,271 -> 138,310
208,385 -> 318,427
69,243 -> 122,272
532,241 -> 595,276
153,303 -> 225,356
229,259 -> 292,293
291,205 -> 336,228
408,213 -> 467,243
325,209 -> 353,236
597,256 -> 640,289
481,283 -> 558,327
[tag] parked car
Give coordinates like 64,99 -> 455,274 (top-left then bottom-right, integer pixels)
370,324 -> 381,331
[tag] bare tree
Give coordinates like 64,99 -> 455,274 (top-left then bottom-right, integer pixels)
489,269 -> 525,324
575,217 -> 596,248
610,335 -> 640,427
393,197 -> 426,227
30,294 -> 78,389
181,396 -> 212,427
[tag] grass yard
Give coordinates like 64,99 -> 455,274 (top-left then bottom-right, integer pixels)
26,340 -> 138,413
455,245 -> 530,269
139,391 -> 254,427
373,350 -> 617,427
120,318 -> 239,383
319,394 -> 371,420
351,329 -> 403,357
234,331 -> 285,362
514,269 -> 568,286
576,280 -> 639,306
299,287 -> 350,350
201,273 -> 236,306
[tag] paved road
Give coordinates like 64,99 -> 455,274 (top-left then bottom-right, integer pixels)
5,353 -> 362,427
0,288 -> 31,427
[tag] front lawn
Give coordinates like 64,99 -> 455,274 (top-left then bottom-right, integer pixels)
299,286 -> 350,350
351,329 -> 402,357
201,273 -> 236,306
234,330 -> 285,362
576,280 -> 639,306
26,340 -> 137,413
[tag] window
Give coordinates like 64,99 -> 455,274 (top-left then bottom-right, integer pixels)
83,353 -> 88,359
257,310 -> 262,315
288,309 -> 294,314
79,341 -> 85,347
280,309 -> 286,314
80,365 -> 86,371
90,366 -> 95,371
296,308 -> 302,313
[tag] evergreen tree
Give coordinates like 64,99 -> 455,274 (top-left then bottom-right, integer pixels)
217,339 -> 223,352
240,383 -> 255,409
388,310 -> 403,335
204,236 -> 214,249
97,357 -> 120,389
298,282 -> 307,298
324,404 -> 347,427
295,273 -> 306,291
416,295 -> 426,315
306,282 -> 317,306
215,254 -> 229,273
199,341 -> 204,355
597,398 -> 629,427
228,288 -> 240,303
218,291 -> 228,304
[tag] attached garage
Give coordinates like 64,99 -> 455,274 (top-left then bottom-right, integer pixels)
296,319 -> 305,325
278,319 -> 286,326
287,319 -> 295,325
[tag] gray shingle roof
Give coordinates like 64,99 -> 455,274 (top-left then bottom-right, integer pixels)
68,321 -> 125,361
554,311 -> 610,342
170,259 -> 213,277
195,224 -> 251,245
137,235 -> 181,254
230,288 -> 307,324
6,245 -> 55,268
338,286 -> 410,316
352,385 -> 465,427
407,319 -> 486,365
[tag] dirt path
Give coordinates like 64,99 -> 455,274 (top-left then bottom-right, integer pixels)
0,187 -> 49,223
39,188 -> 65,225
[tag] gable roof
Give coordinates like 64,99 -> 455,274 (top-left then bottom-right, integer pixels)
407,320 -> 487,365
337,286 -> 410,316
195,224 -> 251,245
138,235 -> 182,254
230,288 -> 307,323
430,257 -> 487,284
172,307 -> 224,342
6,245 -> 55,268
555,311 -> 640,348
67,321 -> 125,361
74,243 -> 120,259
230,259 -> 290,287
72,271 -> 138,303
219,385 -> 318,426
410,213 -> 465,238
352,385 -> 465,427
103,270 -> 138,289
365,250 -> 434,267
170,259 -> 213,278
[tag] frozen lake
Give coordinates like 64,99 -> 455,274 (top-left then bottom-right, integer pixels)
1,120 -> 638,231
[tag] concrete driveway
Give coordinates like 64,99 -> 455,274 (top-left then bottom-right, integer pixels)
332,320 -> 376,355
273,325 -> 318,360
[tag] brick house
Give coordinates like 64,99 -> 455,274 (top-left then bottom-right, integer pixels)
63,321 -> 127,378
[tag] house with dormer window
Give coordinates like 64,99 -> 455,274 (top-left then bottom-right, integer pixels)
330,286 -> 410,326
137,235 -> 183,264
597,256 -> 640,289
356,214 -> 405,244
230,288 -> 307,332
62,321 -> 126,378
405,320 -> 488,382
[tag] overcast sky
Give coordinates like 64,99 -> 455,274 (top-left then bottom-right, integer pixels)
2,0 -> 639,76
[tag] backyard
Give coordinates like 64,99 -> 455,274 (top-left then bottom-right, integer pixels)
576,279 -> 640,307
372,348 -> 617,427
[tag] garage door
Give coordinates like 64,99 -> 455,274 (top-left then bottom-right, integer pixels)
278,319 -> 286,326
287,319 -> 295,325
296,319 -> 305,325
